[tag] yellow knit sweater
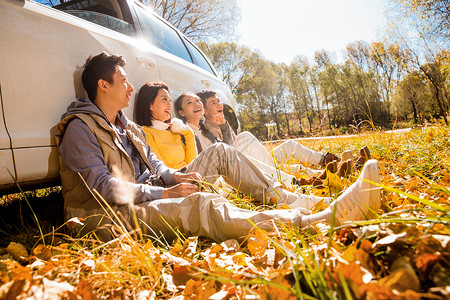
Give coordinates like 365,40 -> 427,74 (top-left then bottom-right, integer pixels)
143,126 -> 197,169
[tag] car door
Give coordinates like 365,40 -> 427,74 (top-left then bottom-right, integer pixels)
0,0 -> 160,187
0,86 -> 15,190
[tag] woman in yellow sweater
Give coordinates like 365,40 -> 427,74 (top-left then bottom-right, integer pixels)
135,82 -> 196,169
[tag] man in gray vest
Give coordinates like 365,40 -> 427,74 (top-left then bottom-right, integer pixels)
55,52 -> 381,242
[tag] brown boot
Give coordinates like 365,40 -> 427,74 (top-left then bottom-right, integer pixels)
311,177 -> 323,187
318,161 -> 338,180
292,177 -> 323,187
355,146 -> 371,168
360,146 -> 371,159
293,177 -> 309,186
337,159 -> 352,177
323,152 -> 339,165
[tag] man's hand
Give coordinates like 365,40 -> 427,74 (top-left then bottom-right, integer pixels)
211,113 -> 226,125
174,171 -> 203,184
162,183 -> 199,198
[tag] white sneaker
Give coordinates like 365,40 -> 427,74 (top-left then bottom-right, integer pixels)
330,159 -> 380,225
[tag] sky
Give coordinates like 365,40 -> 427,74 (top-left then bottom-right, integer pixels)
237,0 -> 389,64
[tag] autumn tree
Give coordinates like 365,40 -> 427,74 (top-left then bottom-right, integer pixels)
315,50 -> 339,130
197,42 -> 251,92
393,0 -> 450,40
235,52 -> 278,139
272,63 -> 292,137
288,56 -> 318,134
143,0 -> 240,41
392,71 -> 431,123
368,42 -> 406,122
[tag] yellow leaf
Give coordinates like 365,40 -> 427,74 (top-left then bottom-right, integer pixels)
170,239 -> 184,256
6,242 -> 28,263
371,152 -> 381,160
341,245 -> 358,262
378,257 -> 420,292
232,252 -> 248,265
247,230 -> 270,259
209,243 -> 223,255
323,173 -> 344,191
32,244 -> 52,261
184,279 -> 217,300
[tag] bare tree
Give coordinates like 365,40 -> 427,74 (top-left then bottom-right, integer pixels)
143,0 -> 240,41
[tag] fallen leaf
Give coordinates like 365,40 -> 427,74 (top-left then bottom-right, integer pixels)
172,265 -> 192,287
379,257 -> 420,292
3,279 -> 26,300
184,279 -> 217,300
247,230 -> 269,259
32,244 -> 52,261
416,253 -> 441,277
341,245 -> 358,262
359,282 -> 396,299
161,252 -> 190,266
75,280 -> 96,300
6,242 -> 28,263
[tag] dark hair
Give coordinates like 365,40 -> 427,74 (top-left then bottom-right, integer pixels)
81,52 -> 126,102
175,93 -> 211,136
196,90 -> 217,106
135,82 -> 170,126
174,92 -> 198,121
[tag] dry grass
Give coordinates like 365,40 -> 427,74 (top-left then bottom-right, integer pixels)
1,125 -> 449,299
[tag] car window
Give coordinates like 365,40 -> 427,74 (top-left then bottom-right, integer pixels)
183,38 -> 216,75
43,0 -> 135,36
65,10 -> 134,35
133,4 -> 192,63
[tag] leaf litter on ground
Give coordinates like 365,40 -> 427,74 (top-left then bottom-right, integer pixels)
0,125 -> 449,299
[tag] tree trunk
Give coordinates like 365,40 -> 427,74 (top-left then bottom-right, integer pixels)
409,97 -> 419,124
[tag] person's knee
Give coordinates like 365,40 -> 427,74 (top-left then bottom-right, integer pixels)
282,140 -> 304,152
205,142 -> 232,156
237,131 -> 254,140
282,140 -> 296,147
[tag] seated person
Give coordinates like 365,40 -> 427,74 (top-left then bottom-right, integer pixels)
135,83 -> 197,169
196,90 -> 346,171
174,92 -> 304,187
197,90 -> 237,145
173,92 -> 232,153
178,92 -> 355,187
56,53 -> 381,243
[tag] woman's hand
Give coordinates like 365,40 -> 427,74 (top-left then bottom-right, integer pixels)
162,183 -> 200,198
173,171 -> 203,184
212,113 -> 226,125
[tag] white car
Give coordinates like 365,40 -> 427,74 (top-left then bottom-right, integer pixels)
0,0 -> 239,192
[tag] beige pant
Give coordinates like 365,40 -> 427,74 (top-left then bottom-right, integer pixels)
235,132 -> 324,165
234,132 -> 324,185
135,143 -> 314,242
74,144 -> 319,242
135,192 -> 304,242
